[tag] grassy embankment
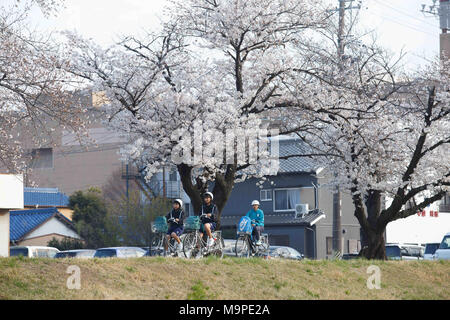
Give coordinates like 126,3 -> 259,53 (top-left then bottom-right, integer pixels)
0,256 -> 448,300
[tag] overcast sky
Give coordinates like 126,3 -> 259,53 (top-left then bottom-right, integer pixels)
25,0 -> 442,69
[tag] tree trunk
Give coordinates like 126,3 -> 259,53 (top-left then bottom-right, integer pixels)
360,230 -> 386,260
359,190 -> 387,259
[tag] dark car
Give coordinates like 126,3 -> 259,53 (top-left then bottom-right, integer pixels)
342,253 -> 360,260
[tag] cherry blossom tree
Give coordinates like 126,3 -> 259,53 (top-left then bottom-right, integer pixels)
64,0 -> 332,223
284,34 -> 450,259
0,0 -> 88,174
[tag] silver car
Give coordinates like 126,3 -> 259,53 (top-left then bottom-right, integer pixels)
94,247 -> 146,258
55,249 -> 96,259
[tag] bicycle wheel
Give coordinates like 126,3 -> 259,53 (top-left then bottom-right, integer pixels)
150,233 -> 164,256
162,236 -> 169,257
183,232 -> 199,259
235,235 -> 250,258
211,234 -> 225,259
259,235 -> 270,254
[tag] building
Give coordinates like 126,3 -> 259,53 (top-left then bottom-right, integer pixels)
0,174 -> 24,257
9,207 -> 80,247
23,187 -> 73,220
220,138 -> 361,259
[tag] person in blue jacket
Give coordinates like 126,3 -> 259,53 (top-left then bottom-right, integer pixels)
246,200 -> 264,245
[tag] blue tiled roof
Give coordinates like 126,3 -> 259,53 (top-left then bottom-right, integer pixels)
24,187 -> 69,207
9,207 -> 70,241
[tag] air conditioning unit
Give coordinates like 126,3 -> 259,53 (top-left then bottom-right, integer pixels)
295,204 -> 309,219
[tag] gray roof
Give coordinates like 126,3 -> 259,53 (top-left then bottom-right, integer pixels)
277,138 -> 321,174
220,209 -> 326,228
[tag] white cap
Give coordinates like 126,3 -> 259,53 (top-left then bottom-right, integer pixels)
252,200 -> 260,206
204,192 -> 214,200
174,199 -> 183,207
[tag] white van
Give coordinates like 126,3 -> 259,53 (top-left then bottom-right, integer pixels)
434,232 -> 450,260
9,246 -> 60,258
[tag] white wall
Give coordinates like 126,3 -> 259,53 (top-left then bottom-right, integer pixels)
25,217 -> 80,240
0,174 -> 24,209
0,174 -> 23,257
386,211 -> 450,245
0,210 -> 9,257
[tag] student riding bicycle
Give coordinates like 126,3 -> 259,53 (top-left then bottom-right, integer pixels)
165,199 -> 185,254
198,192 -> 218,248
246,200 -> 264,245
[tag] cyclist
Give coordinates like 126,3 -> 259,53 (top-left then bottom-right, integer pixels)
198,192 -> 218,248
246,200 -> 264,245
165,199 -> 185,254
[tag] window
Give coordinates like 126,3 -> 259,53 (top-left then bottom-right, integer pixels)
9,248 -> 28,257
439,235 -> 450,249
274,189 -> 300,211
169,169 -> 178,182
30,148 -> 53,169
260,189 -> 272,201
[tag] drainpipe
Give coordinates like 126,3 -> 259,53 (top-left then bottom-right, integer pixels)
312,182 -> 319,209
305,226 -> 316,259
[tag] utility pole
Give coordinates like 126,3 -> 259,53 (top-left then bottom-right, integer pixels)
421,0 -> 450,60
331,0 -> 361,257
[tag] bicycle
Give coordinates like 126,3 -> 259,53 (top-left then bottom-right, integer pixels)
182,215 -> 225,259
151,217 -> 185,257
235,217 -> 270,258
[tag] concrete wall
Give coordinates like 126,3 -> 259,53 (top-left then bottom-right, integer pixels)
0,210 -> 9,257
440,33 -> 450,60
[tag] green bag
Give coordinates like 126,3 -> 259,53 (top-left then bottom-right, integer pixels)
152,216 -> 168,233
184,216 -> 200,230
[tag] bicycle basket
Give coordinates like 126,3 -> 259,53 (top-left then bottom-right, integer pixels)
237,216 -> 253,235
184,216 -> 200,230
152,216 -> 168,233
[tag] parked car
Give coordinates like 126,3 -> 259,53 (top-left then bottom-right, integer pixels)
342,253 -> 360,260
263,246 -> 304,260
385,244 -> 424,260
434,232 -> 450,260
94,247 -> 146,258
55,250 -> 96,259
424,243 -> 441,260
9,246 -> 59,258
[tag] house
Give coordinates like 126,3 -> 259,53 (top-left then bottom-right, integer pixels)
23,187 -> 73,220
0,174 -> 24,257
220,137 -> 362,259
9,207 -> 80,247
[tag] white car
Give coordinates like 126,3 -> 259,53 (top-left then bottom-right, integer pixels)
434,232 -> 450,260
385,244 -> 424,260
9,246 -> 60,258
94,247 -> 146,258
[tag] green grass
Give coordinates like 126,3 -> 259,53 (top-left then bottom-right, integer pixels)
0,257 -> 448,300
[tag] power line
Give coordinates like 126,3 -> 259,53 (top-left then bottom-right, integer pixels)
374,0 -> 439,29
366,10 -> 438,37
